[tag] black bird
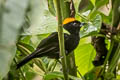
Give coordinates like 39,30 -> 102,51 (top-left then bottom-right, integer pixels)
17,18 -> 84,69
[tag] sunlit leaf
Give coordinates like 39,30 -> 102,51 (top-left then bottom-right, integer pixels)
19,35 -> 32,44
90,0 -> 96,6
75,37 -> 96,75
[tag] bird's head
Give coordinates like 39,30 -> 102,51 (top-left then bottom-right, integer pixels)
63,18 -> 85,34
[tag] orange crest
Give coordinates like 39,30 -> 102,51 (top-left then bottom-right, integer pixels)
63,18 -> 76,25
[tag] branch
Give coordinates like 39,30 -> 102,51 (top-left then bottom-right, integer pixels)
54,0 -> 69,79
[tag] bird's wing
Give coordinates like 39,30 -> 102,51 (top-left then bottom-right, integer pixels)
36,32 -> 58,49
35,32 -> 69,58
37,32 -> 69,49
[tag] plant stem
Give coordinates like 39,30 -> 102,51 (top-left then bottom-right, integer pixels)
111,0 -> 120,27
67,52 -> 77,76
54,0 -> 69,80
100,40 -> 114,75
108,0 -> 120,70
108,43 -> 120,72
60,0 -> 77,76
60,0 -> 70,19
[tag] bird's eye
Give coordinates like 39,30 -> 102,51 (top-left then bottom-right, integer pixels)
73,22 -> 76,25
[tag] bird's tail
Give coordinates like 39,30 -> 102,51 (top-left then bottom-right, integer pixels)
16,51 -> 37,69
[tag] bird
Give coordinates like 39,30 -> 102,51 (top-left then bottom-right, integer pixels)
16,18 -> 84,69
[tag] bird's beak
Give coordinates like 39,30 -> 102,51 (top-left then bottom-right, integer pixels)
80,22 -> 86,26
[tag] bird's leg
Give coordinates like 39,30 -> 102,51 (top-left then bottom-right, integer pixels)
59,56 -> 64,59
59,50 -> 68,59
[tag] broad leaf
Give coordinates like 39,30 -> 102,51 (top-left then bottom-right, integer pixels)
0,0 -> 29,79
75,37 -> 96,75
80,14 -> 102,38
95,0 -> 109,9
47,0 -> 56,16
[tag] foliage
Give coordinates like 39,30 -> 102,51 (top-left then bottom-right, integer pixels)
0,0 -> 29,79
0,0 -> 120,80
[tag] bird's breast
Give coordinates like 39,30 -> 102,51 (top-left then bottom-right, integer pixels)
65,34 -> 80,54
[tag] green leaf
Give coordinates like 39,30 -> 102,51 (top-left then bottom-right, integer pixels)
19,35 -> 32,44
100,11 -> 112,25
24,0 -> 57,35
104,72 -> 115,80
90,0 -> 96,6
80,14 -> 102,38
77,0 -> 94,13
0,0 -> 29,79
95,0 -> 109,9
73,0 -> 81,13
47,0 -> 56,16
25,69 -> 37,80
84,67 -> 102,80
75,37 -> 96,75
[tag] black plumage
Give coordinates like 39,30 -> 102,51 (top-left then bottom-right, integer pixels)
17,19 -> 84,69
